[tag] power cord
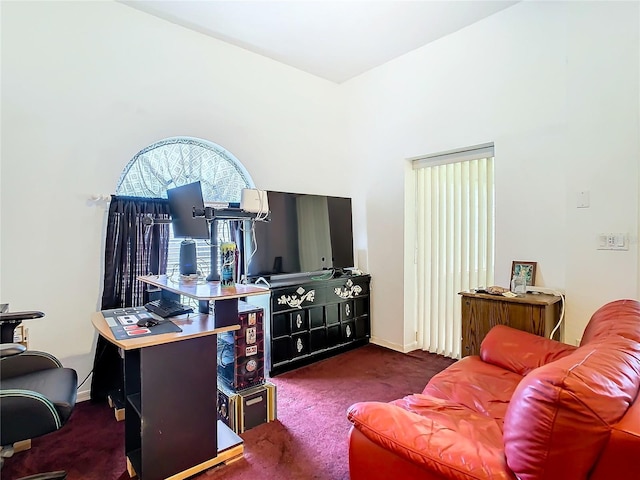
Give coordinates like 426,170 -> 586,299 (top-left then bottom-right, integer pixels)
254,189 -> 269,222
549,292 -> 566,340
312,269 -> 336,281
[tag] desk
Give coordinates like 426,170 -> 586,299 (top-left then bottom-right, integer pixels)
92,275 -> 269,480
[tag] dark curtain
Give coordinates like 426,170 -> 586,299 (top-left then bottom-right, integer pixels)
90,196 -> 171,402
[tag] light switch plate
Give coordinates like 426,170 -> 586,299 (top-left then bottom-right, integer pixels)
597,233 -> 628,250
577,191 -> 590,208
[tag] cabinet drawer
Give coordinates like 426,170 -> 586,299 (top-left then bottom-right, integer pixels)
342,321 -> 355,342
354,297 -> 369,317
272,312 -> 290,338
325,304 -> 339,326
290,310 -> 308,333
272,285 -> 323,313
327,324 -> 341,347
330,277 -> 370,302
271,337 -> 291,364
355,317 -> 370,340
308,306 -> 324,329
340,300 -> 355,322
291,333 -> 310,358
310,328 -> 327,351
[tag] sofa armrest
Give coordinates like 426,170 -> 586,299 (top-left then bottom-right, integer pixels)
347,401 -> 514,479
480,325 -> 577,376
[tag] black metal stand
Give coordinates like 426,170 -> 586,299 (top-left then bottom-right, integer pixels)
207,219 -> 220,282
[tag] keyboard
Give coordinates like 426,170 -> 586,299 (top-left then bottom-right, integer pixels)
144,298 -> 194,318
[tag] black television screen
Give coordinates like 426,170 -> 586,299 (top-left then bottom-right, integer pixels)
247,191 -> 354,280
166,181 -> 210,239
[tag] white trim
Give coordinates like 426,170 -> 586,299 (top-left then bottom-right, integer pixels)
77,389 -> 91,403
411,143 -> 494,169
370,336 -> 413,353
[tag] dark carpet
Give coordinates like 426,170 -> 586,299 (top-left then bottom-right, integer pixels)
3,344 -> 455,480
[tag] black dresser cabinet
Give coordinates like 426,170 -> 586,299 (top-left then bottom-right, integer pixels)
267,274 -> 371,376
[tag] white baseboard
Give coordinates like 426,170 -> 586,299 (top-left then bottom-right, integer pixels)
370,336 -> 417,354
77,389 -> 91,403
402,341 -> 419,353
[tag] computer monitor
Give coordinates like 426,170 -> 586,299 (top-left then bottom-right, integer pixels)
167,182 -> 211,276
166,182 -> 210,239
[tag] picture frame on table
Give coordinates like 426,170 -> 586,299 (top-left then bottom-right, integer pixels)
511,261 -> 537,286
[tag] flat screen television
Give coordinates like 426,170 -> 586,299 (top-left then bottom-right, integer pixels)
247,190 -> 354,281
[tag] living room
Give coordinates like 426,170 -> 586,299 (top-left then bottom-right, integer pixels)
1,0 -> 639,478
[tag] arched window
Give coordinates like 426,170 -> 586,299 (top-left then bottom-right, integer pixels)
116,136 -> 254,200
116,136 -> 254,278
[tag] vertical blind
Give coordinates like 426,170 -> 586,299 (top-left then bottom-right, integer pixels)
413,145 -> 494,358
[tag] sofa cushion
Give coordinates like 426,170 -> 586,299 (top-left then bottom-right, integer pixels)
503,336 -> 640,480
348,397 -> 515,480
422,355 -> 522,426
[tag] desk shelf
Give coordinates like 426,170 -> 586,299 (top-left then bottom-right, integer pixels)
127,393 -> 141,417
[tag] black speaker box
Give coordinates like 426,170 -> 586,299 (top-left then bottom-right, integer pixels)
217,301 -> 264,391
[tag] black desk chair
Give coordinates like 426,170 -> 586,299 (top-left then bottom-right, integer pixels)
0,310 -> 78,480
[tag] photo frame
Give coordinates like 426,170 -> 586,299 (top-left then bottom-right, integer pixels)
511,261 -> 537,286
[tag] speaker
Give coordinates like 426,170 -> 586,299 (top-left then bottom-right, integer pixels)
179,240 -> 197,275
217,381 -> 277,433
217,301 -> 264,391
273,256 -> 283,274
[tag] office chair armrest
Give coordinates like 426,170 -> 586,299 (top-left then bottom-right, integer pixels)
0,311 -> 45,323
0,310 -> 45,344
1,351 -> 63,380
0,343 -> 27,358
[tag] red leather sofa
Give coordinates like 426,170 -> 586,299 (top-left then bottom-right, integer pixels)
347,299 -> 640,479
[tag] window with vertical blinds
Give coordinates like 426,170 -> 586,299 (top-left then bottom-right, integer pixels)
413,144 -> 495,358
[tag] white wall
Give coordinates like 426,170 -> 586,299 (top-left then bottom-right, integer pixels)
1,0 -> 638,395
0,1 -> 352,395
343,0 -> 639,351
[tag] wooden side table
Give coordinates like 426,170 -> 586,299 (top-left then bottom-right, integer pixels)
459,291 -> 563,357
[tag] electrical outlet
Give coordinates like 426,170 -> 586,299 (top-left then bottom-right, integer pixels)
597,233 -> 628,250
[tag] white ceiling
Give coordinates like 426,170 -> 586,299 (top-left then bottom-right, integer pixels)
121,1 -> 519,84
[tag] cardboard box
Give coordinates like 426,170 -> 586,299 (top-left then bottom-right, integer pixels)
217,381 -> 277,434
13,325 -> 28,348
